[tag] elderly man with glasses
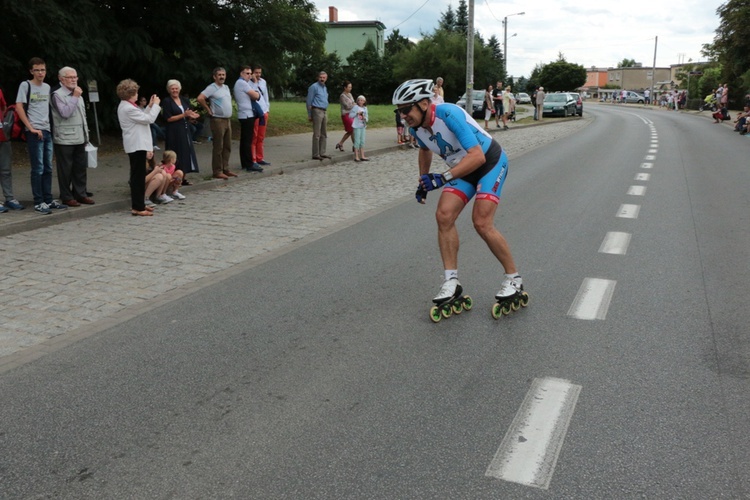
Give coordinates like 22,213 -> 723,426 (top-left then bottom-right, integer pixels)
51,66 -> 94,207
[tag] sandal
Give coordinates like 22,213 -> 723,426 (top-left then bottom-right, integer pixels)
144,205 -> 155,212
335,143 -> 343,151
181,179 -> 193,186
131,209 -> 153,216
361,157 -> 370,161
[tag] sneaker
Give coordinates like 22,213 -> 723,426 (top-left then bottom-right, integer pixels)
171,191 -> 186,200
157,194 -> 174,203
34,203 -> 51,215
48,200 -> 68,210
5,199 -> 24,210
433,278 -> 461,303
258,160 -> 271,166
495,275 -> 523,299
144,198 -> 156,207
0,204 -> 7,213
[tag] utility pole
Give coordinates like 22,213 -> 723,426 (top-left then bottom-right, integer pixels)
650,36 -> 657,106
466,0 -> 475,116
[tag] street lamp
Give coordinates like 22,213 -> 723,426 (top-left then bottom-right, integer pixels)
503,12 -> 525,77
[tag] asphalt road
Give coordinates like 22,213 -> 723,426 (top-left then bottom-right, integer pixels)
2,105 -> 749,498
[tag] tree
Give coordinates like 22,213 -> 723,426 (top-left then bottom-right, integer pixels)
345,40 -> 396,104
439,4 -> 457,32
617,58 -> 637,68
392,28 -> 499,102
385,29 -> 414,57
707,0 -> 750,105
455,0 -> 469,36
538,57 -> 587,92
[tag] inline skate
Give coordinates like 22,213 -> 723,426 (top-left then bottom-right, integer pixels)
491,275 -> 529,319
429,278 -> 473,323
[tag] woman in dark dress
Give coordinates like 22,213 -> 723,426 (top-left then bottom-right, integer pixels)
162,79 -> 200,184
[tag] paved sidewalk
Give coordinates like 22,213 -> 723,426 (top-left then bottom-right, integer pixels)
0,107 -> 596,372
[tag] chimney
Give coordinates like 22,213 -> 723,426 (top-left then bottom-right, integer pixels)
329,6 -> 338,22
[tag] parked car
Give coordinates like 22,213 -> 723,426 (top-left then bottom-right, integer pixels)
456,90 -> 489,118
623,91 -> 646,104
568,92 -> 583,116
542,93 -> 577,117
515,92 -> 531,104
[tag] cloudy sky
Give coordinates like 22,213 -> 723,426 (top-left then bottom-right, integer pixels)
312,0 -> 722,79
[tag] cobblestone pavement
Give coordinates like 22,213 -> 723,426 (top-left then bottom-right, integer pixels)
0,117 -> 591,369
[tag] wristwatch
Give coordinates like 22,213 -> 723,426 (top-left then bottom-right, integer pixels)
442,170 -> 454,182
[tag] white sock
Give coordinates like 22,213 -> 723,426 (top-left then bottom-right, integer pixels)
505,272 -> 519,279
445,270 -> 458,281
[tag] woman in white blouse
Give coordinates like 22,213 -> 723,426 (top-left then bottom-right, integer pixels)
116,79 -> 161,216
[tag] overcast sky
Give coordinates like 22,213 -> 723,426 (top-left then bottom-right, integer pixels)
313,0 -> 722,79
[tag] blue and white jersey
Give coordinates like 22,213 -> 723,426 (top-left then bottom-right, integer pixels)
411,103 -> 496,168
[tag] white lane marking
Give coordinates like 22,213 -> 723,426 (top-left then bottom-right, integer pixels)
599,231 -> 631,254
486,377 -> 582,490
648,149 -> 658,154
627,185 -> 646,196
644,155 -> 656,160
641,162 -> 653,169
635,173 -> 650,181
617,204 -> 640,218
567,278 -> 617,320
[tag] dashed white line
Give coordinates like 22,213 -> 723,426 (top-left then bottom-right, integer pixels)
640,162 -> 653,169
567,278 -> 617,320
627,185 -> 646,196
635,173 -> 650,181
599,231 -> 632,255
486,377 -> 582,490
617,204 -> 640,218
644,155 -> 656,160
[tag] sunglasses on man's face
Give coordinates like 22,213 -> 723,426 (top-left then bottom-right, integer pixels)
396,103 -> 415,116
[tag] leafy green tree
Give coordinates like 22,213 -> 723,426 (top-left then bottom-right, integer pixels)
345,40 -> 396,104
392,29 -> 499,103
617,58 -> 637,68
707,0 -> 750,105
385,29 -> 414,57
538,57 -> 586,91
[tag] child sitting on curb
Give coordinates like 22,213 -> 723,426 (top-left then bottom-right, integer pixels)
161,150 -> 186,200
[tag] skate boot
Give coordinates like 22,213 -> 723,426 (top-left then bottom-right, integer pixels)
430,278 -> 473,323
491,275 -> 529,319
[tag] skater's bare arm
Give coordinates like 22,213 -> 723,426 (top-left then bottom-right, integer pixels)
418,148 -> 433,176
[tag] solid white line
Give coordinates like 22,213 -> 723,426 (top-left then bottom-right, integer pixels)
627,185 -> 646,196
567,278 -> 617,320
617,204 -> 640,218
641,162 -> 653,169
635,173 -> 650,181
599,231 -> 631,254
486,377 -> 582,490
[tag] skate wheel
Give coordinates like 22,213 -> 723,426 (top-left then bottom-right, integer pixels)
463,295 -> 473,311
429,306 -> 442,323
441,304 -> 452,319
501,302 -> 513,316
491,303 -> 503,320
520,292 -> 530,307
452,300 -> 463,314
511,297 -> 521,311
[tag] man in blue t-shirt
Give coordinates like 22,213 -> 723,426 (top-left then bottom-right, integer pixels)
393,79 -> 524,308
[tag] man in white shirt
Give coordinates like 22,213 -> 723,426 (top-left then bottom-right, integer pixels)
197,67 -> 236,179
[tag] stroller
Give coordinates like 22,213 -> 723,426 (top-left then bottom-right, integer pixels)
699,95 -> 717,112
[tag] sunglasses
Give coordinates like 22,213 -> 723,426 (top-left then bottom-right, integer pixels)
396,103 -> 415,116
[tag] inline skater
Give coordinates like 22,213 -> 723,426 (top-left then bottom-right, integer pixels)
393,79 -> 524,317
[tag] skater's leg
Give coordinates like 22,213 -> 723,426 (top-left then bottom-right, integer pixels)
472,198 -> 517,274
435,192 -> 465,270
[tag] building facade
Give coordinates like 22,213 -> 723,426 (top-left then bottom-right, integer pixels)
323,7 -> 385,63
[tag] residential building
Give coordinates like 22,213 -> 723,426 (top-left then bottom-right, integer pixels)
323,7 -> 386,63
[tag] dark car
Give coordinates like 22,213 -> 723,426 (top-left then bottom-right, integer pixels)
568,92 -> 583,116
456,90 -> 489,119
542,93 -> 577,117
